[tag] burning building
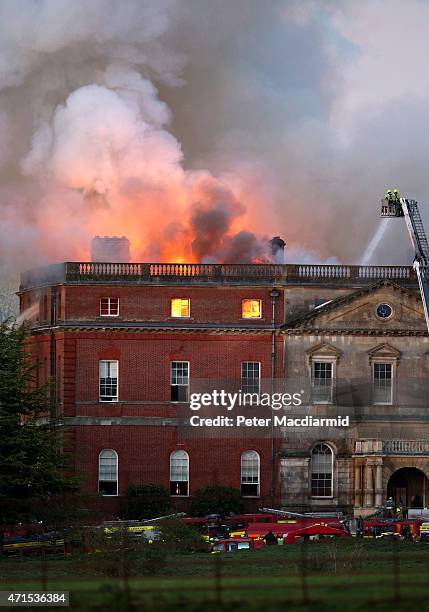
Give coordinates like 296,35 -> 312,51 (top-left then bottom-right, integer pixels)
19,259 -> 429,516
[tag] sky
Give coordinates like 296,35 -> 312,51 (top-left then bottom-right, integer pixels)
1,0 -> 429,279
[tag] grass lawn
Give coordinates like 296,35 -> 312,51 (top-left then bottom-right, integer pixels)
1,540 -> 429,610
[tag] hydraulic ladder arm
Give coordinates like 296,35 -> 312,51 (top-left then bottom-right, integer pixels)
380,195 -> 429,332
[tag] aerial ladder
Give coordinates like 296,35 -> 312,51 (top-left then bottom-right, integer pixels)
380,192 -> 429,332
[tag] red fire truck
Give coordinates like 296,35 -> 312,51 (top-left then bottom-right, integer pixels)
357,519 -> 422,540
182,513 -> 278,541
246,520 -> 347,543
211,537 -> 265,553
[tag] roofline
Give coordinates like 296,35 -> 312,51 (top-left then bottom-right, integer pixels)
19,261 -> 417,291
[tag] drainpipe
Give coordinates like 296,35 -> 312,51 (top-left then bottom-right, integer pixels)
269,288 -> 280,505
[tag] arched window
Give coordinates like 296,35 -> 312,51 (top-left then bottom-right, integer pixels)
98,449 -> 118,496
170,450 -> 189,496
310,443 -> 333,498
241,451 -> 260,497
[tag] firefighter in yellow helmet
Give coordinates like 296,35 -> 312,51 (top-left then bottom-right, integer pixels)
385,496 -> 394,518
385,189 -> 393,203
396,499 -> 404,519
393,188 -> 400,202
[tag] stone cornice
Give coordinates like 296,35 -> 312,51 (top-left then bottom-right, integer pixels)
282,328 -> 427,336
31,323 -> 274,335
30,323 -> 427,336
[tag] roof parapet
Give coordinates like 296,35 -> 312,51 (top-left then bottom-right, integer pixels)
20,261 -> 416,291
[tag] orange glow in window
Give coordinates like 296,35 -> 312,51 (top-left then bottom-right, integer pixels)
242,299 -> 261,319
171,298 -> 190,318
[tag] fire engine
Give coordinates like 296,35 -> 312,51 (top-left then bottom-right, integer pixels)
211,537 -> 264,553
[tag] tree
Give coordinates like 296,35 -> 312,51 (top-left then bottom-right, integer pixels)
0,322 -> 78,524
158,518 -> 207,553
121,484 -> 173,520
191,485 -> 244,517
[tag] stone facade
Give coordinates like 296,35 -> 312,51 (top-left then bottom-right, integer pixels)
19,262 -> 429,517
281,280 -> 429,516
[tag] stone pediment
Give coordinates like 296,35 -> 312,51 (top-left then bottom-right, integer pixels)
285,281 -> 426,332
306,342 -> 342,362
367,343 -> 401,362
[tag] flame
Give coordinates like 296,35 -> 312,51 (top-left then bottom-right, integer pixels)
32,171 -> 275,264
13,78 -> 280,269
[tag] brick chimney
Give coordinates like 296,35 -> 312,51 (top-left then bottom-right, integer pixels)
91,236 -> 131,263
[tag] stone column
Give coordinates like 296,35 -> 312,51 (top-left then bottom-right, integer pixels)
354,463 -> 361,507
364,461 -> 374,507
374,462 -> 383,507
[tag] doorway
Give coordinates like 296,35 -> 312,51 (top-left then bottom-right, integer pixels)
387,467 -> 426,508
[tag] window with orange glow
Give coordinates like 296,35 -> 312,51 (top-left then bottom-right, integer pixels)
242,299 -> 261,319
171,298 -> 190,318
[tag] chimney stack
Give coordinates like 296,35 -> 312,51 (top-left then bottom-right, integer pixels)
268,236 -> 286,264
91,236 -> 131,263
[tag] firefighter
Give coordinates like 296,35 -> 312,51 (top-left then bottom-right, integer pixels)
402,524 -> 412,541
385,189 -> 393,203
393,188 -> 400,202
263,530 -> 278,546
385,496 -> 394,518
396,500 -> 404,519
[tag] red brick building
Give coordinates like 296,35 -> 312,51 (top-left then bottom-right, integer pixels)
19,261 -> 429,517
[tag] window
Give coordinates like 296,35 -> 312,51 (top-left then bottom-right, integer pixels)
312,361 -> 333,403
373,362 -> 393,404
98,449 -> 118,496
376,303 -> 393,319
242,299 -> 262,319
100,297 -> 119,316
241,450 -> 260,497
170,450 -> 189,495
311,443 -> 333,498
99,360 -> 118,402
241,362 -> 261,394
171,361 -> 189,402
171,298 -> 190,318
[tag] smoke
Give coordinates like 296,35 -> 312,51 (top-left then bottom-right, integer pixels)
188,180 -> 270,262
1,0 -> 428,280
160,0 -> 429,265
0,0 -> 282,276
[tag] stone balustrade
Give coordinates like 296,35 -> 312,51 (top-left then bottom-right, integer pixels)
355,439 -> 429,455
383,439 -> 429,455
20,262 -> 416,290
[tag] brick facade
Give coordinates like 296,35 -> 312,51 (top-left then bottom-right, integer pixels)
19,262 -> 429,517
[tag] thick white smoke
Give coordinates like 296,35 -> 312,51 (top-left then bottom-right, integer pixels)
2,0 -> 427,284
22,76 -> 183,190
0,0 -> 281,279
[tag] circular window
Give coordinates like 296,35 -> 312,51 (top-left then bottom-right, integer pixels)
376,303 -> 393,319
